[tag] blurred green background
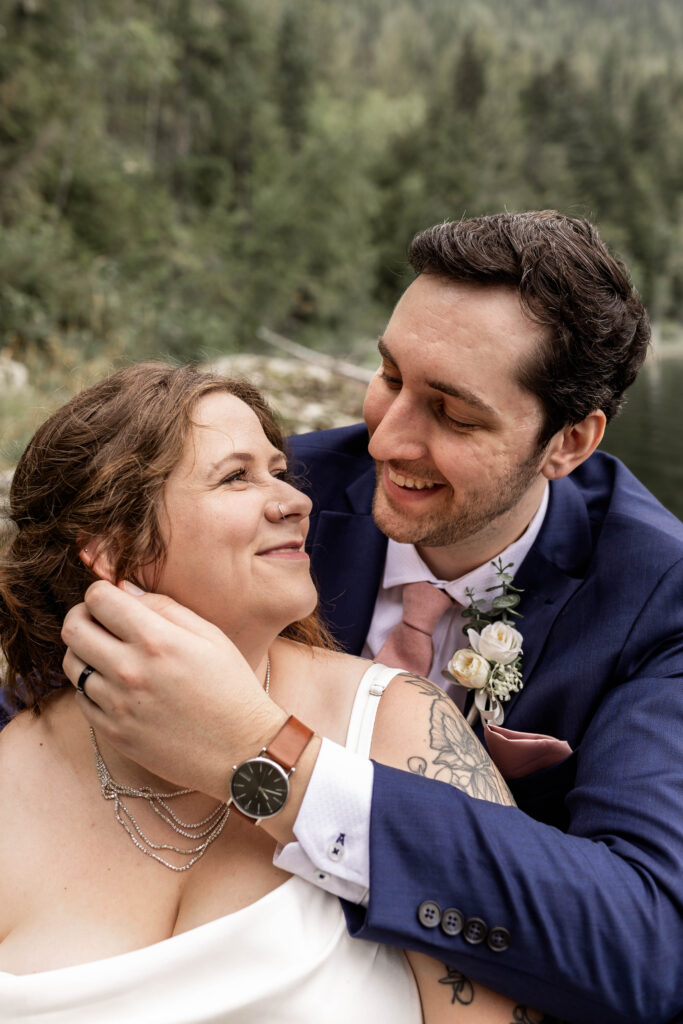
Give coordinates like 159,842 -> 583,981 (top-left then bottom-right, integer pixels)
1,0 -> 681,515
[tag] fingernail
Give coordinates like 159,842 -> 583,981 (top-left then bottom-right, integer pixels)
120,580 -> 145,595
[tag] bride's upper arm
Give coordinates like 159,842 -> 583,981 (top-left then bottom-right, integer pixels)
368,675 -> 525,1022
0,712 -> 53,940
369,672 -> 514,807
0,716 -> 28,939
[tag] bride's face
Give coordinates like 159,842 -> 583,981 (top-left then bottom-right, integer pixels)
151,391 -> 317,643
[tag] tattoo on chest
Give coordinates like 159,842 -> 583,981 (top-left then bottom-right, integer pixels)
438,965 -> 474,1005
400,673 -> 512,804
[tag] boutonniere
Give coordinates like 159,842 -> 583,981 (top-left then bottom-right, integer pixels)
443,559 -> 524,726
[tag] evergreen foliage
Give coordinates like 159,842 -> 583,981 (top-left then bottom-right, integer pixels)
1,0 -> 682,374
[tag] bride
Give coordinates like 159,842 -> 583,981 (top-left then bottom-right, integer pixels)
0,362 -> 535,1023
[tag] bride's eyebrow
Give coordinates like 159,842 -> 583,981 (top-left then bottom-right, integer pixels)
209,451 -> 287,475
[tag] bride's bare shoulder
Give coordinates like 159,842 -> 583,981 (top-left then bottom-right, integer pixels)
270,641 -> 370,745
0,703 -> 46,767
0,699 -> 66,935
0,690 -> 81,819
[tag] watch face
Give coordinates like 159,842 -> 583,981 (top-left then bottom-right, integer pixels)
230,757 -> 289,819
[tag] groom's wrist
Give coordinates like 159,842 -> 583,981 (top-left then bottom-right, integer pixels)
219,696 -> 321,845
257,731 -> 322,845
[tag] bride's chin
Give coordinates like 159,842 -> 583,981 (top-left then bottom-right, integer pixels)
177,580 -> 319,643
283,590 -> 319,626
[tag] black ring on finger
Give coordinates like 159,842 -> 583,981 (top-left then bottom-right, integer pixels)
76,665 -> 95,695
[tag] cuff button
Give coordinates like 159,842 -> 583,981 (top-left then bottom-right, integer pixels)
463,916 -> 487,944
487,926 -> 511,952
417,900 -> 441,928
440,908 -> 464,936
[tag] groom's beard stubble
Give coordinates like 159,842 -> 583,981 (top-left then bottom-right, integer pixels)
371,448 -> 543,551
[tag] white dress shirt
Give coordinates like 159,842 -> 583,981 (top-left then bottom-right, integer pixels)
274,487 -> 549,904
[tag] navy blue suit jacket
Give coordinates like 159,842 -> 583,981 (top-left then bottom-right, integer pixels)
291,424 -> 683,1024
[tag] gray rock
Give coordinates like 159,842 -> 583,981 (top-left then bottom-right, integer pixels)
203,355 -> 365,433
0,357 -> 28,395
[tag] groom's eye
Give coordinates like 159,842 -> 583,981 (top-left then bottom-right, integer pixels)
437,404 -> 478,431
379,369 -> 402,389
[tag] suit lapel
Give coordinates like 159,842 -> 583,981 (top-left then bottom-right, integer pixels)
495,475 -> 593,719
308,467 -> 387,654
308,462 -> 594,681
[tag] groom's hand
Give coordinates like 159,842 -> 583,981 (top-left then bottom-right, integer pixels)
61,580 -> 319,842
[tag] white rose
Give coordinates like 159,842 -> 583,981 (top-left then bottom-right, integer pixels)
447,649 -> 490,689
468,621 -> 523,665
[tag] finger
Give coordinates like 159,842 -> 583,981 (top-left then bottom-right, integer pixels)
62,601 -> 130,682
62,644 -> 110,719
62,647 -> 108,707
63,646 -> 94,691
73,686 -> 123,742
75,663 -> 95,696
130,591 -> 225,642
85,579 -> 223,646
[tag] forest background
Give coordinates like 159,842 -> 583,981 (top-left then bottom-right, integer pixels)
1,0 -> 682,513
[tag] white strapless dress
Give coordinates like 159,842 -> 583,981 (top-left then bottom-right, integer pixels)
0,664 -> 422,1023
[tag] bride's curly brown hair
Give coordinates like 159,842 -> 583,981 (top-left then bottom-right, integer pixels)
0,362 -> 333,713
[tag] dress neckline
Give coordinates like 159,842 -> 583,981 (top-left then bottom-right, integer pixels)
1,662 -> 395,981
0,875 -> 316,980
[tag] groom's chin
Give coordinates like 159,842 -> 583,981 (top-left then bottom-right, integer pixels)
371,489 -> 430,547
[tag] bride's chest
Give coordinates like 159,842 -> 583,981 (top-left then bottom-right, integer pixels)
0,797 -> 288,974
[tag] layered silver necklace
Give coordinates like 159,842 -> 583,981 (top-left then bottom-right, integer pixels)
90,657 -> 270,872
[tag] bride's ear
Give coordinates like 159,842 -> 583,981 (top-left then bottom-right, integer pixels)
78,536 -> 117,583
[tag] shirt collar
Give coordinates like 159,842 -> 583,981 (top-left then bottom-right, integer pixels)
381,483 -> 549,604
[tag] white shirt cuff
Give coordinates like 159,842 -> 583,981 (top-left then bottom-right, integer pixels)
273,737 -> 373,906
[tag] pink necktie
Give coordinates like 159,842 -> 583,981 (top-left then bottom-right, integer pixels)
375,581 -> 454,677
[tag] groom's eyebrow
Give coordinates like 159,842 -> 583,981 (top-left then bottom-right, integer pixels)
377,337 -> 497,420
377,337 -> 397,365
427,375 -> 497,419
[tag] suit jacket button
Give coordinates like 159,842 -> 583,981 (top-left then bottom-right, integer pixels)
487,926 -> 511,952
417,900 -> 441,928
463,916 -> 487,944
440,908 -> 464,936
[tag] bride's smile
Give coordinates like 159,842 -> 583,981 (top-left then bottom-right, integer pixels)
151,390 -> 317,646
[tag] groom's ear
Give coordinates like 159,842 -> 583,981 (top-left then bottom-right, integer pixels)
78,536 -> 117,583
540,410 -> 606,481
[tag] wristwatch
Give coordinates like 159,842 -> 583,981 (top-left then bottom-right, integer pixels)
229,715 -> 314,825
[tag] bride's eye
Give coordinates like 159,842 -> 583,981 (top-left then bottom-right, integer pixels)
221,468 -> 247,485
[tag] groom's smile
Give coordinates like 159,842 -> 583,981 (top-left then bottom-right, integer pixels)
363,273 -> 555,579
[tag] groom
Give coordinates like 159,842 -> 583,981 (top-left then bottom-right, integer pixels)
63,212 -> 683,1023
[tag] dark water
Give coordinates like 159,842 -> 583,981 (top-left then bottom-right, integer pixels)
600,357 -> 683,522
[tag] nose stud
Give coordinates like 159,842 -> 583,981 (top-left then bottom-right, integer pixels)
277,503 -> 286,520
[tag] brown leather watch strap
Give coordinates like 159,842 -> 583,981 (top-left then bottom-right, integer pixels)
265,715 -> 314,772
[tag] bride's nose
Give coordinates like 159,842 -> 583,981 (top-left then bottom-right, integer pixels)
265,487 -> 312,522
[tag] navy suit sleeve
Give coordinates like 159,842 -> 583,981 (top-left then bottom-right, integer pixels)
345,555 -> 683,1024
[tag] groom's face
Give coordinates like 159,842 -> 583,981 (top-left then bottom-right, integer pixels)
363,274 -> 554,563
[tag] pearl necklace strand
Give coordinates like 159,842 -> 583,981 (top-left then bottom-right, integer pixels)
90,657 -> 270,872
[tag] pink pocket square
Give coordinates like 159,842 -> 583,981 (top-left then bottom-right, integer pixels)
484,724 -> 573,780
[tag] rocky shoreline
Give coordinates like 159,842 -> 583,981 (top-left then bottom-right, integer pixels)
0,354 -> 370,547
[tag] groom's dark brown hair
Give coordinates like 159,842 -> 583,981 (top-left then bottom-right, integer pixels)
409,211 -> 651,446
